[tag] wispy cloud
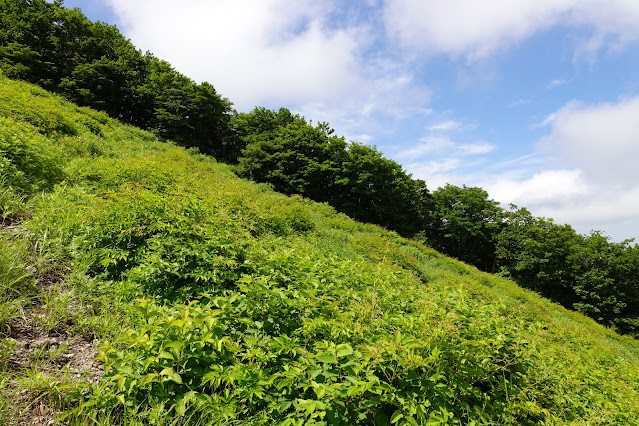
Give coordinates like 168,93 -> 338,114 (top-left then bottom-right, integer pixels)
509,99 -> 531,107
459,143 -> 496,155
395,136 -> 455,159
383,0 -> 639,60
532,112 -> 557,128
546,78 -> 567,89
429,120 -> 461,131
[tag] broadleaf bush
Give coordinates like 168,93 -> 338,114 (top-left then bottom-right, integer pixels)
1,73 -> 639,425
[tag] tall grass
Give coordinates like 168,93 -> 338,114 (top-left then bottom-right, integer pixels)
1,73 -> 639,424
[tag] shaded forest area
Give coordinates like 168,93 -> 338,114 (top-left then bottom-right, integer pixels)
1,0 -> 638,336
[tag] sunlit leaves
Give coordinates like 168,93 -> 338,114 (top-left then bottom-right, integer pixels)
2,74 -> 638,424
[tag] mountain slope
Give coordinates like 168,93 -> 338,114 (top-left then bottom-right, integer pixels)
1,73 -> 639,425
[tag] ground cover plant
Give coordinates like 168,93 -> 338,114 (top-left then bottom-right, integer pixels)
1,73 -> 639,425
3,0 -> 638,337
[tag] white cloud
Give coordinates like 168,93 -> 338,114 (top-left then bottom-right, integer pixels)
396,136 -> 455,158
485,169 -> 590,207
538,96 -> 639,183
481,96 -> 639,240
383,0 -> 639,59
459,143 -> 496,155
406,159 -> 464,189
396,135 -> 495,161
107,0 -> 365,110
104,0 -> 431,144
429,120 -> 461,131
485,170 -> 639,240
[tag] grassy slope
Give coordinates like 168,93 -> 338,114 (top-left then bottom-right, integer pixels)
1,73 -> 638,425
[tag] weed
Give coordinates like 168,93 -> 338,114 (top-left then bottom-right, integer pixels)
1,73 -> 639,425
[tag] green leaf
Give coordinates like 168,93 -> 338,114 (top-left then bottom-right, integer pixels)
336,343 -> 353,358
158,351 -> 175,361
391,410 -> 403,424
116,394 -> 126,406
160,367 -> 183,384
312,381 -> 326,399
139,373 -> 158,386
316,354 -> 338,364
175,396 -> 186,416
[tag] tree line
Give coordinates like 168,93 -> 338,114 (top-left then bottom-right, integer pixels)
1,0 -> 637,336
231,108 -> 639,335
0,0 -> 231,152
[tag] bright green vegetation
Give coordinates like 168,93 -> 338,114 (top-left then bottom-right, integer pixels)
2,0 -> 639,337
2,73 -> 639,425
233,109 -> 639,337
0,0 -> 231,152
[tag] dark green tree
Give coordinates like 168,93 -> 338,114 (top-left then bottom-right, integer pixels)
0,0 -> 60,86
334,143 -> 430,235
238,114 -> 346,201
426,185 -> 504,271
495,206 -> 579,305
236,107 -> 431,236
567,232 -> 639,334
185,81 -> 232,153
228,107 -> 304,159
58,19 -> 149,122
496,206 -> 639,334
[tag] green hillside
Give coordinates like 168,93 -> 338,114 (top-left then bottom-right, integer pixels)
1,73 -> 639,425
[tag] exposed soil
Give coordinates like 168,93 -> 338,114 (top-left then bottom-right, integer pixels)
9,317 -> 102,380
0,216 -> 22,229
8,320 -> 103,426
3,265 -> 104,425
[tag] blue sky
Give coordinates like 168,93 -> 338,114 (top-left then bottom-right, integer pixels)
64,0 -> 639,241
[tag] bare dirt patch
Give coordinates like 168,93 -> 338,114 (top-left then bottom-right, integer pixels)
3,271 -> 104,425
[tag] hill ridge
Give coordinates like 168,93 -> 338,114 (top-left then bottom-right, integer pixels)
1,73 -> 639,424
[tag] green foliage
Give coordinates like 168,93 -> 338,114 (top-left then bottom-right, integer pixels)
0,79 -> 77,136
85,191 -> 248,299
4,0 -> 638,343
74,277 -> 541,424
334,143 -> 430,236
0,0 -> 61,87
0,235 -> 35,332
0,183 -> 26,223
0,116 -> 65,195
498,207 -> 590,307
0,0 -> 232,152
236,107 -> 430,237
425,184 -> 504,272
238,112 -> 346,199
145,59 -> 232,152
496,206 -> 639,335
568,232 -> 639,334
2,65 -> 639,425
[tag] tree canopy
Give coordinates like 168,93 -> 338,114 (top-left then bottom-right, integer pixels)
0,0 -> 232,152
425,185 -> 504,272
235,107 -> 430,236
2,0 -> 638,336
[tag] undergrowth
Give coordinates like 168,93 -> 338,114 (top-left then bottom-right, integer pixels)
1,73 -> 639,425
